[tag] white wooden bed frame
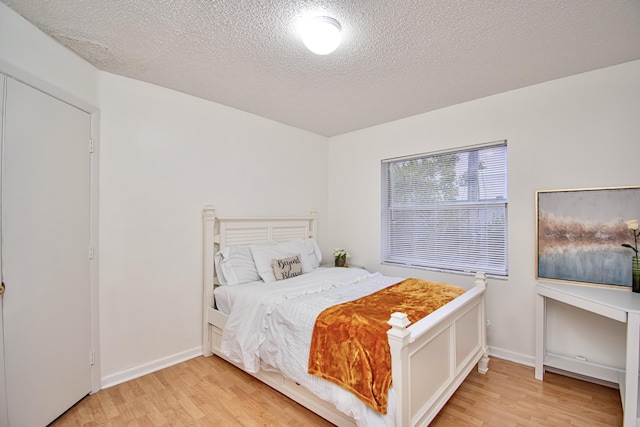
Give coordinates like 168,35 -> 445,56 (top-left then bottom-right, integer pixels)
202,206 -> 489,427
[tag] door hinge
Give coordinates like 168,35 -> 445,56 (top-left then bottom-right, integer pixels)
89,246 -> 94,259
0,282 -> 5,296
90,351 -> 95,366
89,139 -> 95,153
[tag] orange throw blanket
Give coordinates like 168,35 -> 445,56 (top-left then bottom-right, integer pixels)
308,278 -> 465,414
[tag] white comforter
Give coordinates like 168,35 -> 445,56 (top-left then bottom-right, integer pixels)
214,268 -> 404,427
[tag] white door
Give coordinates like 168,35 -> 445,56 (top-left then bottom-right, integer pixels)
1,77 -> 92,426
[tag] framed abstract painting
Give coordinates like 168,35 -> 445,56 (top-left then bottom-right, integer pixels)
536,186 -> 640,288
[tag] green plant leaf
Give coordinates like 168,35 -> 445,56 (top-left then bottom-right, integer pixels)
622,243 -> 639,254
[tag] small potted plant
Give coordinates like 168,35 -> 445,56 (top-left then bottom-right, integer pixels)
333,248 -> 351,267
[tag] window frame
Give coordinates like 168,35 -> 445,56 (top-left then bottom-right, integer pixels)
381,141 -> 508,277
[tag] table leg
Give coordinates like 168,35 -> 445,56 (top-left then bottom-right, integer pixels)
535,293 -> 546,380
624,312 -> 640,427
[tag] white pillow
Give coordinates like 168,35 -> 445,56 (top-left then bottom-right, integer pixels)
214,250 -> 229,285
215,242 -> 274,286
302,238 -> 322,268
251,240 -> 313,283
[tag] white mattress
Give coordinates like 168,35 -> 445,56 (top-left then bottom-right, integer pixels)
213,268 -> 403,427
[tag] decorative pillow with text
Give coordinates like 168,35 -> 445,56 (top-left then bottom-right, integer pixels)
272,254 -> 303,281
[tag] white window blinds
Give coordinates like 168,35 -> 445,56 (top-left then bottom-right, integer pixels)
381,142 -> 508,276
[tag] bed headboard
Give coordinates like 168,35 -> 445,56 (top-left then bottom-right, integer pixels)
202,206 -> 319,345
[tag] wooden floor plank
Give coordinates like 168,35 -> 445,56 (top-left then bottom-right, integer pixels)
51,356 -> 622,426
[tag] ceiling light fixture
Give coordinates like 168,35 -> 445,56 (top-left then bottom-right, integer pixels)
301,16 -> 342,55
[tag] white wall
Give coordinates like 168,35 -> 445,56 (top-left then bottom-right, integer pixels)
98,72 -> 329,381
0,2 -> 98,107
1,2 -> 330,384
327,60 -> 640,366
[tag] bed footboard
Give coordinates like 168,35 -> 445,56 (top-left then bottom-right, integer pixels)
388,272 -> 489,427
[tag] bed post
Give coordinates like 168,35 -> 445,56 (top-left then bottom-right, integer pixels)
474,272 -> 490,374
202,206 -> 217,357
309,209 -> 318,239
388,312 -> 411,427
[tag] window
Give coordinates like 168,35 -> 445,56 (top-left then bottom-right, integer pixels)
381,141 -> 508,276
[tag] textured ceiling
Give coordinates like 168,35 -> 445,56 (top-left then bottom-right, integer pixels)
4,0 -> 640,137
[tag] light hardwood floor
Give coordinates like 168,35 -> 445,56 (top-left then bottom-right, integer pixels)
52,356 -> 622,427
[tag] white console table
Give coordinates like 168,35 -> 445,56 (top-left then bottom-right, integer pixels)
536,282 -> 640,427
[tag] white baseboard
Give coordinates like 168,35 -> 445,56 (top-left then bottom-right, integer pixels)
100,346 -> 202,389
98,345 -> 603,392
488,345 -> 535,367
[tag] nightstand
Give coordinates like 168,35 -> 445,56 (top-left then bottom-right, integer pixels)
320,263 -> 366,270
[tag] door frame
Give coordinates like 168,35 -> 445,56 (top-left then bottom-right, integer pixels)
0,72 -> 7,427
0,60 -> 101,415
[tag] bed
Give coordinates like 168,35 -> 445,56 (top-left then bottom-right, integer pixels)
202,206 -> 489,426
